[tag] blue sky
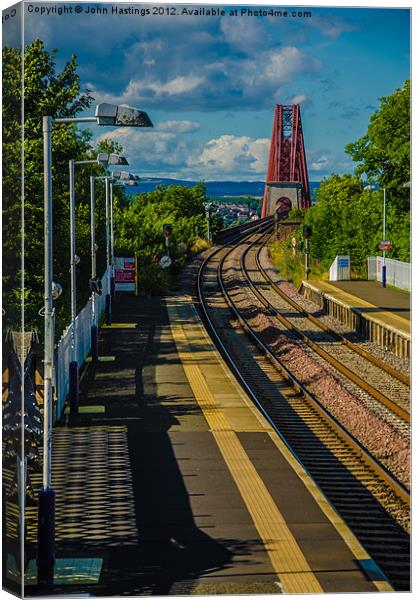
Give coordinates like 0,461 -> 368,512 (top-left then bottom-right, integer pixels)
3,2 -> 411,181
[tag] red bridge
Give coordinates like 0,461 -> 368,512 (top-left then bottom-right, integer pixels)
261,104 -> 311,219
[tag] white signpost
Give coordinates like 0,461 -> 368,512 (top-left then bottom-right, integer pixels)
159,255 -> 172,269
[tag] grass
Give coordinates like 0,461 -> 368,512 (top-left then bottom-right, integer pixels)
268,240 -> 327,288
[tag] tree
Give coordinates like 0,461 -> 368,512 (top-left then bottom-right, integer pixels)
2,39 -> 115,336
302,79 -> 410,271
115,183 -> 216,292
346,79 -> 410,212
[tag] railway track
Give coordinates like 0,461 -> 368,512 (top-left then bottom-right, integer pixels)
196,225 -> 410,591
242,233 -> 410,428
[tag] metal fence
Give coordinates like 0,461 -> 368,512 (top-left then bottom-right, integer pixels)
367,256 -> 411,292
55,267 -> 110,420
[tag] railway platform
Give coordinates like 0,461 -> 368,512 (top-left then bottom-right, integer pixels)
300,279 -> 410,359
25,291 -> 394,595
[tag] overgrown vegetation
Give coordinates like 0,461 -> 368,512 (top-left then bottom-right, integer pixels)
115,183 -> 221,293
269,238 -> 327,289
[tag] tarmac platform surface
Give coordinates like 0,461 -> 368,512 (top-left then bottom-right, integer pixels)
302,279 -> 410,338
329,280 -> 410,321
27,294 -> 392,595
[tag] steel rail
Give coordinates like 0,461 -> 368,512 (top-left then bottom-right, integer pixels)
257,234 -> 410,386
240,234 -> 410,423
197,229 -> 410,506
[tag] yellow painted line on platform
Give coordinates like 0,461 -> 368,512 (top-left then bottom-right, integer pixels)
265,432 -> 393,592
168,297 -> 323,594
101,323 -> 137,329
305,280 -> 410,335
86,356 -> 116,363
65,405 -> 105,415
168,294 -> 392,593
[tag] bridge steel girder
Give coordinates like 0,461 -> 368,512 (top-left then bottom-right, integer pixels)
262,104 -> 311,218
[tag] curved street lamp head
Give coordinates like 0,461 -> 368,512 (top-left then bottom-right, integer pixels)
96,153 -> 129,167
111,170 -> 138,181
109,154 -> 129,166
95,103 -> 153,127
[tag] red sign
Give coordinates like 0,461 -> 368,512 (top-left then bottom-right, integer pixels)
115,257 -> 136,291
123,258 -> 135,270
115,270 -> 135,283
379,241 -> 391,251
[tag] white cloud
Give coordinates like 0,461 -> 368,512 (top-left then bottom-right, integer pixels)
147,75 -> 205,96
156,120 -> 201,133
310,14 -> 358,39
310,156 -> 330,171
88,43 -> 321,111
187,134 -> 270,177
220,16 -> 270,52
289,94 -> 309,105
308,148 -> 354,177
96,129 -> 270,180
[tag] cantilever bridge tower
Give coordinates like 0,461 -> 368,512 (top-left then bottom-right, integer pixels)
261,104 -> 311,219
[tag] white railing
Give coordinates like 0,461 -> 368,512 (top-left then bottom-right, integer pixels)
367,256 -> 411,291
329,255 -> 350,281
55,267 -> 111,420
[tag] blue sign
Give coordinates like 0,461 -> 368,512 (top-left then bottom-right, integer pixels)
338,258 -> 349,268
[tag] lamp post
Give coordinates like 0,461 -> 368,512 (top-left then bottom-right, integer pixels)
68,154 -> 128,414
39,104 -> 152,586
303,225 -> 312,280
364,184 -> 387,288
382,187 -> 387,288
204,202 -> 212,242
91,171 -> 138,325
110,175 -> 140,299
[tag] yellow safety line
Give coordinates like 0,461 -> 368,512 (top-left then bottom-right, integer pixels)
305,281 -> 409,334
169,302 -> 323,594
101,323 -> 137,329
168,295 -> 393,593
265,432 -> 393,592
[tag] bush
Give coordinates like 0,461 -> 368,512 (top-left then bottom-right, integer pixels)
189,237 -> 211,255
268,240 -> 327,288
138,262 -> 171,295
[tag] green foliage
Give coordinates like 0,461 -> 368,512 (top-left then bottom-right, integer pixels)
115,183 -> 216,293
268,240 -> 326,289
303,79 -> 410,274
2,39 -> 124,336
287,207 -> 304,221
346,79 -> 410,212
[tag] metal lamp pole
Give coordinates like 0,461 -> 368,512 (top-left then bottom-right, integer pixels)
110,177 -> 140,299
204,202 -> 212,242
39,104 -> 153,586
365,184 -> 388,289
90,174 -> 116,326
68,159 -> 78,415
382,188 -> 387,288
90,175 -> 99,361
110,181 -> 115,299
39,114 -> 98,587
104,177 -> 112,324
69,157 -> 112,413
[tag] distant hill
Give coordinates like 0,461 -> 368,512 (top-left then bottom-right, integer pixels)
125,177 -> 322,198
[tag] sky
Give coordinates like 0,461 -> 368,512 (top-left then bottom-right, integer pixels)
2,1 -> 411,181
